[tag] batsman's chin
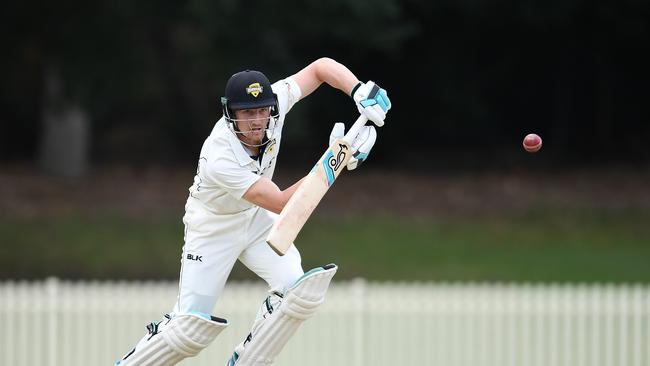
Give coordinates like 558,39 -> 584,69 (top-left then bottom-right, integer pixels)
248,129 -> 264,140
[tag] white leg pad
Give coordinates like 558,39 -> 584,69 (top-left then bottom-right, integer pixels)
117,313 -> 228,366
233,264 -> 337,366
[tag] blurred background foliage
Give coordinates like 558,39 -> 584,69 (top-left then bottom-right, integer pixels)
3,0 -> 649,165
1,0 -> 649,281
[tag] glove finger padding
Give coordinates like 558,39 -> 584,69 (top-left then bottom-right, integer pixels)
328,122 -> 376,170
347,125 -> 376,170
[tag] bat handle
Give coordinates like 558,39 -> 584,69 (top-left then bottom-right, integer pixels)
342,115 -> 368,144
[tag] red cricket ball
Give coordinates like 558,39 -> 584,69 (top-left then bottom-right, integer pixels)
523,133 -> 542,153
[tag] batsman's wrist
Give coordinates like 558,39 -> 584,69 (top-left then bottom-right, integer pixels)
350,81 -> 362,99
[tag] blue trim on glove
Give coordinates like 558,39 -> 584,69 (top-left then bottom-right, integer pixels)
359,87 -> 390,111
354,152 -> 369,161
376,90 -> 390,111
360,99 -> 378,108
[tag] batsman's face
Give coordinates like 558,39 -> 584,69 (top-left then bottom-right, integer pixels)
234,107 -> 271,144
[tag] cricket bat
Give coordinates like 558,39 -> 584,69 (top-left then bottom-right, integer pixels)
266,115 -> 368,255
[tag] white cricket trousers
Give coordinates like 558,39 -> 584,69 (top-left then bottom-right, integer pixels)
173,205 -> 304,315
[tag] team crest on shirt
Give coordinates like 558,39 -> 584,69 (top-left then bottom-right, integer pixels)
246,83 -> 263,97
265,138 -> 277,154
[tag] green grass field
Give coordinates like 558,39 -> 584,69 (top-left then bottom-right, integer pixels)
301,209 -> 650,283
2,208 -> 649,283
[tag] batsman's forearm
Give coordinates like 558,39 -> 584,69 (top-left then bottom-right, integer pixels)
297,58 -> 359,98
243,177 -> 304,214
315,58 -> 359,94
278,177 -> 307,213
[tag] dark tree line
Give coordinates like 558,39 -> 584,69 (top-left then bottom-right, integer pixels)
2,0 -> 649,171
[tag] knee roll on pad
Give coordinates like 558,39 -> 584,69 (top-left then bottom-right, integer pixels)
117,313 -> 228,366
280,292 -> 323,319
233,264 -> 337,365
162,313 -> 227,357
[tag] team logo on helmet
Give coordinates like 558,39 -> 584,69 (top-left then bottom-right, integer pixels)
246,83 -> 263,97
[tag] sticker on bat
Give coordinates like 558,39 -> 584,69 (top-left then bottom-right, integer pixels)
321,143 -> 348,186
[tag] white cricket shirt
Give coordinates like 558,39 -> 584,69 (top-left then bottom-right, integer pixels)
183,77 -> 302,226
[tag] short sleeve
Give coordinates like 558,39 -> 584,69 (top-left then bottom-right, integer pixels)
273,77 -> 302,115
204,155 -> 261,200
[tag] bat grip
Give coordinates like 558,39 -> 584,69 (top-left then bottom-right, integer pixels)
342,115 -> 369,144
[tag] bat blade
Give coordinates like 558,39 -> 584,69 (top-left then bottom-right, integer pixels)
266,115 -> 368,256
266,139 -> 352,255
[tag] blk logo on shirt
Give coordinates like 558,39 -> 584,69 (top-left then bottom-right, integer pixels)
187,254 -> 203,262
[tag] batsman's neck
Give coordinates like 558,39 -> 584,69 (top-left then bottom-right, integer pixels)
241,143 -> 260,157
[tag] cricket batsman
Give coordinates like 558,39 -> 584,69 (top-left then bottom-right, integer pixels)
115,57 -> 391,365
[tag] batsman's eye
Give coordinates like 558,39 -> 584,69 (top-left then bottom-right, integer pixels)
240,108 -> 269,117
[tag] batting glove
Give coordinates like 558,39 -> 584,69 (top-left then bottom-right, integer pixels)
329,122 -> 377,170
351,81 -> 391,127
